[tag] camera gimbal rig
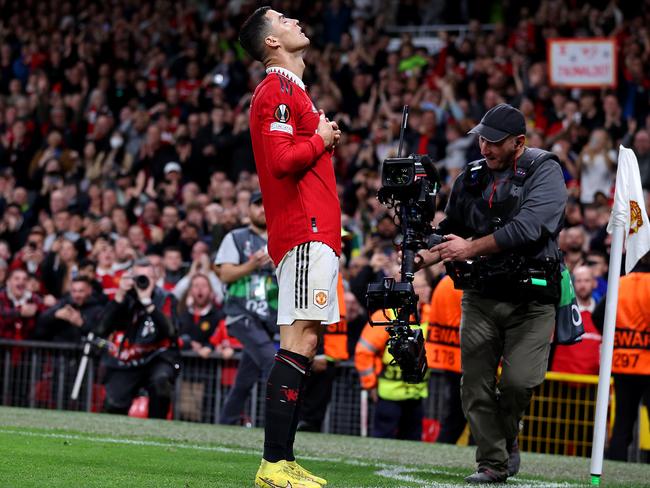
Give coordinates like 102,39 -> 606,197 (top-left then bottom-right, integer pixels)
366,105 -> 443,383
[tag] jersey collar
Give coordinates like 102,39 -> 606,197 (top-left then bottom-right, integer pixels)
265,66 -> 305,91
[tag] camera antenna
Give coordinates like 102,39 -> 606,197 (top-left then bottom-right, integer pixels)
397,105 -> 409,158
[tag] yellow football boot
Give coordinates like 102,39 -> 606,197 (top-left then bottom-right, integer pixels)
285,461 -> 327,486
254,459 -> 321,488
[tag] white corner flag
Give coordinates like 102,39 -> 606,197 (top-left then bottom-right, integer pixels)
607,145 -> 650,274
591,145 -> 650,486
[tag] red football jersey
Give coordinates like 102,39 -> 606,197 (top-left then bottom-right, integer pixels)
249,67 -> 341,265
96,267 -> 125,300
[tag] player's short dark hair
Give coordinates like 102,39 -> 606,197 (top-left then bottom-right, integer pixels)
239,6 -> 272,62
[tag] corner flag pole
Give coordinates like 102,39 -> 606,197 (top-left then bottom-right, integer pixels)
589,224 -> 623,485
591,146 -> 650,484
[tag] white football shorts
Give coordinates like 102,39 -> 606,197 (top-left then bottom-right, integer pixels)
276,241 -> 340,325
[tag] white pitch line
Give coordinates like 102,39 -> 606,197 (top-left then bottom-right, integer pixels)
0,429 -> 579,487
0,428 -> 254,455
374,465 -> 576,488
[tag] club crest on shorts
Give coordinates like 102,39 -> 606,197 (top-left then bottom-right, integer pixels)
313,289 -> 328,309
274,104 -> 290,123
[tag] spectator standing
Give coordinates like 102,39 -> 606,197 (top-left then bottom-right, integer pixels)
95,241 -> 124,300
0,268 -> 46,341
0,268 -> 47,406
577,128 -> 616,205
160,246 -> 187,291
586,250 -> 609,302
172,242 -> 224,305
551,265 -> 602,375
34,275 -> 104,343
41,237 -> 80,297
176,273 -> 224,422
9,227 -> 46,282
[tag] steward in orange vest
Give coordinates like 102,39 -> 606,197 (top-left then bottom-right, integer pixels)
426,274 -> 466,444
594,253 -> 650,461
426,275 -> 463,373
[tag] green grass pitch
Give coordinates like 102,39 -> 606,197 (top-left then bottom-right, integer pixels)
0,407 -> 648,487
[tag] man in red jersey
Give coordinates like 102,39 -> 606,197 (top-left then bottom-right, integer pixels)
239,6 -> 341,488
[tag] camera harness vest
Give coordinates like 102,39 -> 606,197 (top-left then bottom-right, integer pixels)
463,147 -> 561,254
444,148 -> 563,301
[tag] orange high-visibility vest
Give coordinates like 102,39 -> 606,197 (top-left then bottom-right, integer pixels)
324,275 -> 349,361
354,310 -> 389,391
612,271 -> 650,374
426,275 -> 463,373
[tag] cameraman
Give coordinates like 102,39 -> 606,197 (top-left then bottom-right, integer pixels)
419,104 -> 567,483
94,258 -> 180,419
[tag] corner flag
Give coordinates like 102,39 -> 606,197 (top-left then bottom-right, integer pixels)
591,145 -> 650,485
607,146 -> 650,274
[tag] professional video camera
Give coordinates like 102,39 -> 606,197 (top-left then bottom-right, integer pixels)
366,106 -> 443,383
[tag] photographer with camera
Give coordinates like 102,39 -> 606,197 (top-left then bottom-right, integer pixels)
93,258 -> 180,419
418,104 -> 567,483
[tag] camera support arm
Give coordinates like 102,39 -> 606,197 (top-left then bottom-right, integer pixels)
365,105 -> 444,384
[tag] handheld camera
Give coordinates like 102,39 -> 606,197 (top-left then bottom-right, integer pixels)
366,106 -> 443,383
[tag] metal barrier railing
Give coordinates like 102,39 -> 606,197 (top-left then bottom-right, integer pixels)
0,339 -> 450,435
0,339 -> 645,461
522,371 -> 604,457
0,340 -> 103,413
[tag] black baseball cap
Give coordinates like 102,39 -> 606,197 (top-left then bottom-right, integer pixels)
469,104 -> 526,142
250,191 -> 263,205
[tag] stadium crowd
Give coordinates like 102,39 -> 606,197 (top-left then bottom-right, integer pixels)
0,0 -> 649,454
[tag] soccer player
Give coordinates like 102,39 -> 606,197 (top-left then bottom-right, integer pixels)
239,7 -> 341,488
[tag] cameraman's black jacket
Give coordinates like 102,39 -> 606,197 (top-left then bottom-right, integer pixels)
438,148 -> 567,298
94,288 -> 179,369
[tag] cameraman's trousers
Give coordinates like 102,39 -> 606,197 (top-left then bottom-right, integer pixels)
460,291 -> 555,476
